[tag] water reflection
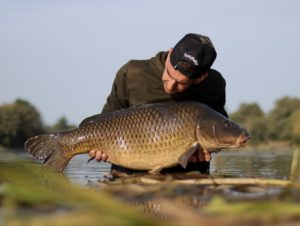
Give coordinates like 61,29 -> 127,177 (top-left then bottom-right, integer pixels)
210,149 -> 294,180
64,154 -> 111,185
62,149 -> 295,185
0,149 -> 295,185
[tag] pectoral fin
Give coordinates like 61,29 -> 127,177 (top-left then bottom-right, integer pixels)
178,143 -> 200,168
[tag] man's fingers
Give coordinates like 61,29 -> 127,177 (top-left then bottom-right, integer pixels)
190,155 -> 198,163
197,149 -> 211,162
188,149 -> 211,163
88,150 -> 108,162
198,150 -> 205,162
203,149 -> 211,161
89,149 -> 96,158
102,153 -> 108,161
95,151 -> 103,161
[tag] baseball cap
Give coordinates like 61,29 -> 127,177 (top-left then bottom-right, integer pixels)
170,33 -> 217,79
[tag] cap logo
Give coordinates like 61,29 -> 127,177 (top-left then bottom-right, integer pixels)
184,53 -> 199,66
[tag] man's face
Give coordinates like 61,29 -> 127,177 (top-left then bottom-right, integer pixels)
162,49 -> 207,94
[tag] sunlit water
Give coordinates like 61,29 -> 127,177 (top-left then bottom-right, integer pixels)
210,149 -> 294,179
0,149 -> 295,186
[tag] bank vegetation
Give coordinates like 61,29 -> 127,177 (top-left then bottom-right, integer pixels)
1,96 -> 300,148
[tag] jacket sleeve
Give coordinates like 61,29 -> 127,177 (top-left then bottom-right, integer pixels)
216,77 -> 228,118
101,63 -> 130,113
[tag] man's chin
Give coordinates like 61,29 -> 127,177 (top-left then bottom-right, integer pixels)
164,89 -> 179,94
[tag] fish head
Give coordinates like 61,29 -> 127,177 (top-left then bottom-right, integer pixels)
196,112 -> 251,150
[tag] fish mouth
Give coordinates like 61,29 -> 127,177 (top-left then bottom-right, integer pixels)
236,133 -> 251,147
198,129 -> 251,149
200,137 -> 251,150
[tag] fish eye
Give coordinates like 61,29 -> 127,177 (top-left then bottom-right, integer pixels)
224,120 -> 231,128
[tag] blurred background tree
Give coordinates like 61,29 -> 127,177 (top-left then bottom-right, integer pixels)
290,109 -> 300,144
0,104 -> 21,147
0,99 -> 44,147
1,96 -> 300,148
230,103 -> 267,145
267,96 -> 300,142
46,116 -> 75,133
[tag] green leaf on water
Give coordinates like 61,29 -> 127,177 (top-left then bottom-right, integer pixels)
205,195 -> 300,220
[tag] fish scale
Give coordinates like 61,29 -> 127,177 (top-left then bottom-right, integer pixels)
25,102 -> 250,173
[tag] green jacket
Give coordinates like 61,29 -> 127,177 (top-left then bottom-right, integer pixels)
102,51 -> 227,117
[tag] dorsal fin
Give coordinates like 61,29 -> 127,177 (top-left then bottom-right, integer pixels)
79,101 -> 177,127
79,113 -> 107,127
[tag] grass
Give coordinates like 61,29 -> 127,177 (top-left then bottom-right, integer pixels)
0,151 -> 165,226
0,148 -> 300,226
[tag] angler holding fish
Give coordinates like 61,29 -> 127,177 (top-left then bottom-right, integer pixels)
25,33 -> 250,174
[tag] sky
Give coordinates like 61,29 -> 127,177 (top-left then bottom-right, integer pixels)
1,0 -> 300,125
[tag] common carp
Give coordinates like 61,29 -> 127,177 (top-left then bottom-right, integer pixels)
25,102 -> 250,173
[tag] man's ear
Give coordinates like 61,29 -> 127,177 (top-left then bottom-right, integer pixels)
167,48 -> 173,58
166,48 -> 173,63
194,72 -> 208,84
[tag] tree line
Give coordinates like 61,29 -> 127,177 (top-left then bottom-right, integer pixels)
0,99 -> 75,148
230,96 -> 300,145
1,97 -> 300,148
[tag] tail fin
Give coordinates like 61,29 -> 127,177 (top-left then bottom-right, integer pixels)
24,134 -> 71,173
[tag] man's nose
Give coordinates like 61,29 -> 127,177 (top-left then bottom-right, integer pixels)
166,79 -> 176,91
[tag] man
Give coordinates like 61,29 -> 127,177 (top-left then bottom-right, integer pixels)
89,33 -> 227,174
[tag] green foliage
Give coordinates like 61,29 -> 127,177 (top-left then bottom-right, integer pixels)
230,97 -> 300,145
0,152 -> 162,226
46,116 -> 76,133
1,96 -> 300,148
1,150 -> 300,226
0,104 -> 21,146
230,103 -> 267,144
0,99 -> 77,148
0,99 -> 44,147
205,195 -> 300,220
267,96 -> 300,140
230,103 -> 264,122
290,109 -> 300,144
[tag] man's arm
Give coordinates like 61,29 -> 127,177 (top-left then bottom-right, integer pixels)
102,63 -> 130,113
212,70 -> 228,118
217,78 -> 228,118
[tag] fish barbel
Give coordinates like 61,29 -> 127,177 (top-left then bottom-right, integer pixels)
25,102 -> 250,173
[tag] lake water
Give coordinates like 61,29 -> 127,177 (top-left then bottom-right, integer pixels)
63,149 -> 296,185
0,148 -> 296,186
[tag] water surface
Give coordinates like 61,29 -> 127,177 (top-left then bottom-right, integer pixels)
0,149 -> 295,186
64,149 -> 295,185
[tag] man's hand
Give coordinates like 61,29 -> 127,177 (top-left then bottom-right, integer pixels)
189,149 -> 211,163
88,150 -> 108,162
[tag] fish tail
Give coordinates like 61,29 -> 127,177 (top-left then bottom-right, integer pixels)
24,133 -> 71,173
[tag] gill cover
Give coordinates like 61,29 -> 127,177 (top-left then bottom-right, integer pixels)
196,112 -> 247,149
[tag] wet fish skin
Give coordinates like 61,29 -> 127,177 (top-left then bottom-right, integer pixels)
25,102 -> 250,173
